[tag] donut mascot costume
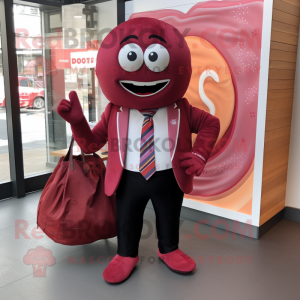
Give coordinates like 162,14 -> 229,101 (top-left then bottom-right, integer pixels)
58,17 -> 220,283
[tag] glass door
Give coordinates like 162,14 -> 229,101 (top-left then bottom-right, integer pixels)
44,1 -> 117,168
12,0 -> 117,176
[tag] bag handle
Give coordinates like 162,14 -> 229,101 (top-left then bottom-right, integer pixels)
63,136 -> 87,171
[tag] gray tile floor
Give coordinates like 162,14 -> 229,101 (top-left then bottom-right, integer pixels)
0,191 -> 300,300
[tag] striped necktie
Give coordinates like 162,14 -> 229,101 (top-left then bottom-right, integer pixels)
139,108 -> 158,180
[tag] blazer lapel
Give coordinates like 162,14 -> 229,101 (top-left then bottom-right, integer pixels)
117,107 -> 129,167
167,104 -> 180,161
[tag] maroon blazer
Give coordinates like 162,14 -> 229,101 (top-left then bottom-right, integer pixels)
71,98 -> 220,196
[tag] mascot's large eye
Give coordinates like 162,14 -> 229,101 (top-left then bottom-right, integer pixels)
144,44 -> 170,72
118,43 -> 143,72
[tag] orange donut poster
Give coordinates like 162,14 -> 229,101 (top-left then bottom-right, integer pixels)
130,0 -> 265,219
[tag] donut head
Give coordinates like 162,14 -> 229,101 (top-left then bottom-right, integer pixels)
96,17 -> 191,110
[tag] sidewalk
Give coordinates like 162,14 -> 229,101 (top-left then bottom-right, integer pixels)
0,148 -> 54,183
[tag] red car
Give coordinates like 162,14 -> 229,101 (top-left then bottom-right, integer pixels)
0,76 -> 45,109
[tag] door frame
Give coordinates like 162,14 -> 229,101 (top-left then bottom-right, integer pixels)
0,0 -> 126,201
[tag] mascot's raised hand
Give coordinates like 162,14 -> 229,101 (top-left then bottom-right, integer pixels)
57,91 -> 85,125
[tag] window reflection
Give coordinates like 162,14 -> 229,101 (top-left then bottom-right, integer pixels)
12,2 -> 117,177
0,22 -> 11,183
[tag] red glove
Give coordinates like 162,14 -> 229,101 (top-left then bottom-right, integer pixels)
57,91 -> 85,125
179,152 -> 206,176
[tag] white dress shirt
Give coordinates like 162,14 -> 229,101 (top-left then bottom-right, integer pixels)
124,107 -> 172,172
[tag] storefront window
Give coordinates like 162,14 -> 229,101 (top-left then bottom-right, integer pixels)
0,21 -> 11,183
14,4 -> 53,176
12,1 -> 116,177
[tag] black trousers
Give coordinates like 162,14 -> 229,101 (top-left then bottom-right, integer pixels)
116,169 -> 184,258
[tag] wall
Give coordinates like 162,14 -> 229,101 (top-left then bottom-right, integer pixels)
125,0 -> 203,19
286,20 -> 300,210
260,0 -> 300,225
125,0 -> 273,227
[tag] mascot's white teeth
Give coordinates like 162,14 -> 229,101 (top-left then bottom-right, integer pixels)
119,80 -> 170,97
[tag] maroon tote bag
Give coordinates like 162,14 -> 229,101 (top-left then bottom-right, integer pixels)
37,137 -> 117,245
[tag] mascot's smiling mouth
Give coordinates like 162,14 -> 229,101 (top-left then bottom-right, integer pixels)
119,80 -> 170,97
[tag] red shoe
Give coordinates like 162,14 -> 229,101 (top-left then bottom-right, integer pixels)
103,254 -> 139,283
157,249 -> 196,273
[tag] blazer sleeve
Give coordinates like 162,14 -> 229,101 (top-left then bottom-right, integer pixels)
70,102 -> 112,154
182,98 -> 220,162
